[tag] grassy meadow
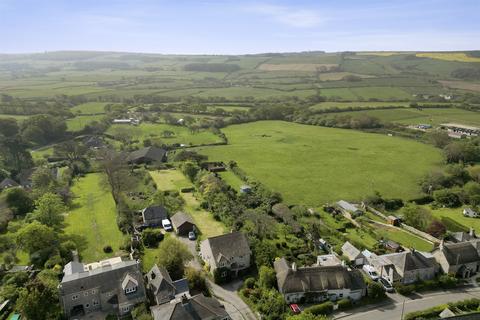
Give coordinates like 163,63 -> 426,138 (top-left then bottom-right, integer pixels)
64,173 -> 125,262
198,121 -> 443,206
107,123 -> 222,146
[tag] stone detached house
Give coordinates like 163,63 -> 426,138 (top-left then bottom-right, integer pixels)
274,258 -> 366,304
59,257 -> 146,319
433,241 -> 480,278
200,232 -> 251,279
0,178 -> 19,190
146,264 -> 190,305
370,250 -> 437,284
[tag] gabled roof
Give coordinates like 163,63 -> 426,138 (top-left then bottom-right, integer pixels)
381,251 -> 435,273
274,258 -> 366,294
170,212 -> 195,229
202,232 -> 251,262
142,205 -> 168,222
147,265 -> 189,301
0,178 -> 19,189
439,242 -> 480,266
151,294 -> 229,320
342,241 -> 363,260
121,274 -> 139,289
126,146 -> 167,163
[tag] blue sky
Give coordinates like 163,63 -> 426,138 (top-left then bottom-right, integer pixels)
0,0 -> 479,54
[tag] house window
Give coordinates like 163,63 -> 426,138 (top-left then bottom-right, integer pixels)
72,294 -> 79,300
91,289 -> 96,294
339,293 -> 343,298
122,306 -> 130,312
93,299 -> 99,306
85,303 -> 90,309
84,291 -> 88,296
221,271 -> 227,277
125,286 -> 137,295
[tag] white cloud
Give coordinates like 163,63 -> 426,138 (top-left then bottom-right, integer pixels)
246,4 -> 324,28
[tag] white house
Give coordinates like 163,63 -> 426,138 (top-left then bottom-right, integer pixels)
463,208 -> 479,218
274,258 -> 366,304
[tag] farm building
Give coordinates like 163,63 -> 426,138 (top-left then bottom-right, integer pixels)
441,123 -> 480,137
126,147 -> 167,165
141,205 -> 168,227
336,200 -> 363,217
113,118 -> 140,125
433,241 -> 480,278
384,240 -> 402,252
341,241 -> 366,266
201,162 -> 226,173
463,208 -> 479,218
170,212 -> 196,235
145,264 -> 189,305
200,232 -> 251,279
0,178 -> 19,190
274,257 -> 366,304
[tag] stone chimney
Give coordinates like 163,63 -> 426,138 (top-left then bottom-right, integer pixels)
470,227 -> 476,238
440,239 -> 445,250
292,262 -> 297,272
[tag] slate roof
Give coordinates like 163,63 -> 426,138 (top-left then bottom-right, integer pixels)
126,146 -> 167,163
342,241 -> 362,260
142,205 -> 168,222
381,251 -> 436,273
60,258 -> 144,305
440,242 -> 480,266
0,178 -> 19,189
170,212 -> 195,229
147,264 -> 189,304
151,294 -> 229,320
274,258 -> 366,294
202,232 -> 251,263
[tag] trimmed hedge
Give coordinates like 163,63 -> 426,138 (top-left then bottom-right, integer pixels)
304,301 -> 334,316
338,298 -> 353,310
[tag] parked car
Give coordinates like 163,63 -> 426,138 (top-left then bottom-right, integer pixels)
289,304 -> 301,314
162,219 -> 173,231
188,231 -> 196,240
362,265 -> 379,281
379,277 -> 394,293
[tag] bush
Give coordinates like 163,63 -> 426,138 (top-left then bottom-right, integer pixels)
244,277 -> 256,289
142,228 -> 164,247
305,301 -> 334,316
367,281 -> 386,300
394,283 -> 415,296
337,298 -> 353,310
439,274 -> 458,289
103,245 -> 113,253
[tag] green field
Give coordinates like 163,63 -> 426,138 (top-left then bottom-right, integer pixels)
71,102 -> 109,114
107,123 -> 222,146
427,206 -> 480,233
198,121 -> 443,206
67,114 -> 104,131
218,170 -> 245,191
330,107 -> 480,127
64,173 -> 125,262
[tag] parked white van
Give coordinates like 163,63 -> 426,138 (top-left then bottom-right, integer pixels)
362,265 -> 379,281
162,219 -> 173,231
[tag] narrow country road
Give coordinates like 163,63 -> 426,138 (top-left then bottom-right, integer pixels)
335,286 -> 480,320
178,235 -> 257,320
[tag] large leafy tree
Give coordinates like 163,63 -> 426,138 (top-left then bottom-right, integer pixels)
156,237 -> 193,280
16,221 -> 57,254
5,188 -> 34,216
30,192 -> 66,229
16,269 -> 61,320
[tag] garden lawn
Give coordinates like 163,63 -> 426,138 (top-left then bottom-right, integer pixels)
218,170 -> 245,191
198,121 -> 443,206
67,114 -> 104,132
149,169 -> 227,239
65,173 -> 125,262
375,224 -> 434,251
107,123 -> 222,146
427,206 -> 480,233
